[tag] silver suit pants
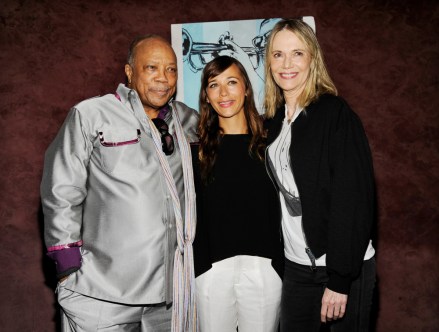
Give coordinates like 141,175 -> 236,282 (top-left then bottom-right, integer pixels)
58,284 -> 172,332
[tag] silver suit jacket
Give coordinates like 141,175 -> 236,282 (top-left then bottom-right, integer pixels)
41,84 -> 199,304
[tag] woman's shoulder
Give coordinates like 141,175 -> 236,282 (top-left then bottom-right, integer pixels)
310,93 -> 346,110
304,94 -> 369,137
308,94 -> 358,120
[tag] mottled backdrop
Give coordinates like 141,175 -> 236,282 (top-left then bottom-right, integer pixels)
0,0 -> 438,331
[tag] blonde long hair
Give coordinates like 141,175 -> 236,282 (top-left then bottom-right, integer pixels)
264,19 -> 337,118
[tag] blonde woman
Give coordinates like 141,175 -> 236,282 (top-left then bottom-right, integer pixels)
264,19 -> 376,332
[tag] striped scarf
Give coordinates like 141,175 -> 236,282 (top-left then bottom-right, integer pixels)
147,105 -> 197,332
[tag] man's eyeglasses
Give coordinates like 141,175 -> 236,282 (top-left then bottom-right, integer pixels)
152,118 -> 174,156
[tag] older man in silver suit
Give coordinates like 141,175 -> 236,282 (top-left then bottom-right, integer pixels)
41,35 -> 199,331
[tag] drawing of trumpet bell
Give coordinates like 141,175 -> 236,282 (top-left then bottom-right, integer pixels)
182,28 -> 264,73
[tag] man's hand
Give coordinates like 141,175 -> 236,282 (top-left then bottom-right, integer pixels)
321,288 -> 348,323
217,32 -> 264,84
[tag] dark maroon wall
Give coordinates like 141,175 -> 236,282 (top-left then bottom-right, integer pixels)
1,0 -> 437,330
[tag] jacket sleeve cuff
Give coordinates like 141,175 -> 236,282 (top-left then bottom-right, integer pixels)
47,246 -> 82,279
326,272 -> 352,295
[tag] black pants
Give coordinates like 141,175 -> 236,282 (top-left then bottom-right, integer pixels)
280,257 -> 376,332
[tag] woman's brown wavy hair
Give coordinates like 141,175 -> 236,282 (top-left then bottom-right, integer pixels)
198,56 -> 265,183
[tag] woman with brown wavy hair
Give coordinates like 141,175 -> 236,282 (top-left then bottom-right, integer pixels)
192,55 -> 283,332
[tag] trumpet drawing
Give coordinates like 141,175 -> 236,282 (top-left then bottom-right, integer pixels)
182,29 -> 264,73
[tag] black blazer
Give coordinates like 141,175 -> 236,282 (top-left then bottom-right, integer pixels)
265,94 -> 376,294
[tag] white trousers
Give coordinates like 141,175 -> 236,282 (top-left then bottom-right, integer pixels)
196,255 -> 282,332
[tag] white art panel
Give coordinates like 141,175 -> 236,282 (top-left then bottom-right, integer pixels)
171,17 -> 315,113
